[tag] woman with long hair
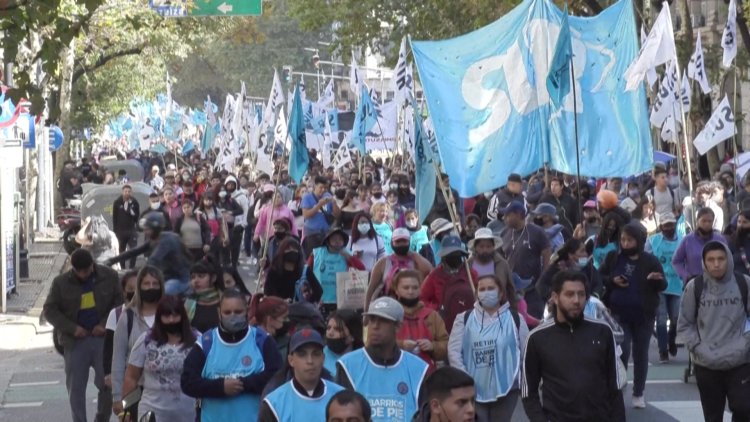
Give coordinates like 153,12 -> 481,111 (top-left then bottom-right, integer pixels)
323,309 -> 365,377
537,238 -> 603,303
121,296 -> 198,421
263,238 -> 321,302
221,266 -> 252,300
250,294 -> 291,356
111,266 -> 165,418
254,185 -> 299,246
103,270 -> 137,389
371,202 -> 393,254
348,213 -> 386,271
448,274 -> 528,421
592,213 -> 624,269
197,192 -> 227,263
287,185 -> 308,238
174,199 -> 211,261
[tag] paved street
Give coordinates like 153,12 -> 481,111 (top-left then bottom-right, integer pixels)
0,247 -> 732,421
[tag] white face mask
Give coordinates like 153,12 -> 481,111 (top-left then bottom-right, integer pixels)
357,224 -> 370,235
150,202 -> 160,210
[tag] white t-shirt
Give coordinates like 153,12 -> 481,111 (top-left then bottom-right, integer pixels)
348,236 -> 386,271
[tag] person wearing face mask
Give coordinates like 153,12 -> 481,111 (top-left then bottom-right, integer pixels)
121,296 -> 199,421
306,227 -> 365,315
672,207 -> 727,284
599,222 -> 666,409
365,228 -> 434,309
250,294 -> 291,356
43,249 -> 122,422
448,274 -> 528,421
111,265 -> 166,418
405,209 -> 432,256
182,290 -> 282,422
537,237 -> 602,307
347,213 -> 386,271
140,192 -> 172,231
393,270 -> 448,373
261,217 -> 299,269
323,310 -> 364,377
580,200 -> 601,239
370,202 -> 393,254
429,218 -> 457,266
103,271 -> 138,389
264,238 -> 322,302
420,235 -> 478,334
397,176 -> 416,210
255,185 -> 299,251
370,184 -> 386,205
645,212 -> 683,363
530,203 -> 568,253
522,271 -> 626,422
414,367 -> 477,422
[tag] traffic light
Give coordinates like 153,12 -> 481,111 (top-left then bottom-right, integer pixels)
282,66 -> 293,83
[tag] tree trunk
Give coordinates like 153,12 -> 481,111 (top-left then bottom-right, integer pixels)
53,38 -> 75,208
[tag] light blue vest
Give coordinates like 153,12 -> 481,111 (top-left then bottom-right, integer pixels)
199,327 -> 266,422
409,227 -> 430,254
264,379 -> 344,422
323,346 -> 342,378
593,241 -> 617,269
461,306 -> 520,402
313,247 -> 349,304
338,348 -> 428,422
648,233 -> 683,296
373,222 -> 394,255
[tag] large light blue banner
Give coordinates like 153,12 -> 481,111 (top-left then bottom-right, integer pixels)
411,0 -> 652,197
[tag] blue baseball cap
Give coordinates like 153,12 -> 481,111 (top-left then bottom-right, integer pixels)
288,328 -> 325,354
439,235 -> 468,258
501,200 -> 527,217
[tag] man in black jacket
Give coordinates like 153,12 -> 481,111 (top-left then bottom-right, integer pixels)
540,176 -> 579,232
487,173 -> 526,221
43,249 -> 122,422
522,270 -> 625,422
112,185 -> 140,268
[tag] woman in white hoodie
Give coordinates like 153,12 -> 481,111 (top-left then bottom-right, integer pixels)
448,274 -> 529,422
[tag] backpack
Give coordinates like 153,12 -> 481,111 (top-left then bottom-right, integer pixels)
463,308 -> 521,330
399,307 -> 437,372
114,306 -> 135,339
380,255 -> 416,297
647,187 -> 676,210
439,271 -> 475,331
692,272 -> 749,320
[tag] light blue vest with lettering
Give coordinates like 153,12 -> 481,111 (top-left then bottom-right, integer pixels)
338,349 -> 428,422
199,327 -> 265,422
649,233 -> 683,296
264,379 -> 344,422
313,247 -> 349,304
461,305 -> 520,402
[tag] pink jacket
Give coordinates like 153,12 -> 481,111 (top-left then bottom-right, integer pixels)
253,204 -> 299,241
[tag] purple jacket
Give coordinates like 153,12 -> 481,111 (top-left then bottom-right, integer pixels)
672,231 -> 727,281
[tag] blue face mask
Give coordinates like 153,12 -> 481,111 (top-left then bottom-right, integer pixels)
478,289 -> 500,308
576,257 -> 589,269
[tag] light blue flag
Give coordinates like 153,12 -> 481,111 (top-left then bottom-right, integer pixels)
182,139 -> 194,155
288,84 -> 309,184
547,6 -> 572,108
351,88 -> 378,155
414,108 -> 437,225
327,108 -> 339,132
411,0 -> 652,197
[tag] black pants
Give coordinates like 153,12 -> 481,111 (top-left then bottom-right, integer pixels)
115,231 -> 137,268
695,363 -> 750,422
229,225 -> 244,269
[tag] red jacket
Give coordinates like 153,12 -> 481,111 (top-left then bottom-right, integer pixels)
419,264 -> 478,311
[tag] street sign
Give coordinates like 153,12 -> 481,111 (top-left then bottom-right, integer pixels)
149,0 -> 262,17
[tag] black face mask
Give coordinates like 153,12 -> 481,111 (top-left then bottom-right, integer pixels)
398,296 -> 420,308
443,254 -> 464,268
533,217 -> 545,226
125,292 -> 135,302
335,189 -> 347,200
477,252 -> 494,262
163,322 -> 182,334
283,251 -> 300,263
621,247 -> 639,257
274,231 -> 287,240
276,320 -> 292,338
661,229 -> 676,239
586,217 -> 599,224
393,245 -> 410,256
738,228 -> 750,239
373,192 -> 383,199
140,288 -> 162,303
326,337 -> 349,355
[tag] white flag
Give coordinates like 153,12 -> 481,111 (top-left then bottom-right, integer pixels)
661,113 -> 677,142
261,70 -> 285,130
650,60 -> 678,129
317,79 -> 335,107
688,31 -> 712,94
332,140 -> 352,171
350,55 -> 363,97
625,3 -> 676,91
274,106 -> 289,151
640,26 -> 658,89
322,112 -> 333,168
300,75 -> 307,102
392,38 -> 413,106
722,0 -> 738,68
693,95 -> 737,155
680,71 -> 691,112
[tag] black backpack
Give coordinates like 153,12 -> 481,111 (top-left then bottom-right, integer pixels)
691,272 -> 749,320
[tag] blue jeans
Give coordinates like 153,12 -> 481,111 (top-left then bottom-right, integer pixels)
164,278 -> 190,296
616,316 -> 654,397
656,294 -> 681,354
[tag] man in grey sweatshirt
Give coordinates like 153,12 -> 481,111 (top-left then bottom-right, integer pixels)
677,241 -> 750,422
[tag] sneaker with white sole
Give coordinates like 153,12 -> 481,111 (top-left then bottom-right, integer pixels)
632,395 -> 646,409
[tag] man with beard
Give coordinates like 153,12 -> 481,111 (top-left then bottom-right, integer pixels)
522,270 -> 625,422
673,207 -> 727,284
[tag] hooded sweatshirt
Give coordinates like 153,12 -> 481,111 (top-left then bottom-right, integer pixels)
676,241 -> 750,370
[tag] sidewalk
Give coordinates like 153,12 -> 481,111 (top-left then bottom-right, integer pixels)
0,240 -> 68,409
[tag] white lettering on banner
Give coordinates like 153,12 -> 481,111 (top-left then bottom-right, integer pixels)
461,19 -> 613,145
693,95 -> 736,155
369,397 -> 405,420
650,60 -> 678,129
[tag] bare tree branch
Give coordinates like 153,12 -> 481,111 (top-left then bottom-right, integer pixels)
71,46 -> 143,85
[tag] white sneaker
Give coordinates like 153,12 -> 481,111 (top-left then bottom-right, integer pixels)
632,395 -> 646,409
